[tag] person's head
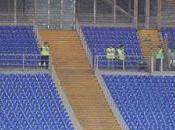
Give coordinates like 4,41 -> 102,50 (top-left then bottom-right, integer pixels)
119,45 -> 124,49
44,42 -> 48,47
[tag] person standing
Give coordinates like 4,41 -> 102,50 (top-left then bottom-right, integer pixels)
41,42 -> 49,69
116,45 -> 125,62
155,45 -> 164,71
116,45 -> 126,69
105,46 -> 116,68
106,46 -> 116,60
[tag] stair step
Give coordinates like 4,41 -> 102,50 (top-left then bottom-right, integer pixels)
138,29 -> 160,57
39,30 -> 121,130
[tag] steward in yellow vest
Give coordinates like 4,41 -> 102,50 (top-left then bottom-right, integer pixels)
155,46 -> 164,71
41,42 -> 49,68
116,45 -> 125,61
41,46 -> 49,56
106,47 -> 115,60
156,48 -> 164,60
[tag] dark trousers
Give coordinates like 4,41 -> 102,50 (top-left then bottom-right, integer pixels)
41,56 -> 49,69
117,60 -> 124,69
156,59 -> 161,71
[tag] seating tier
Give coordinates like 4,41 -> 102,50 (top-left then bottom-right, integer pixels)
82,26 -> 143,69
103,74 -> 175,130
0,73 -> 74,130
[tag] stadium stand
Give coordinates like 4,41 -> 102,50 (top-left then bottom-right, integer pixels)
0,73 -> 74,130
103,74 -> 175,130
39,31 -> 120,130
82,26 -> 143,68
0,26 -> 40,67
0,26 -> 39,54
1,1 -> 175,130
161,27 -> 175,49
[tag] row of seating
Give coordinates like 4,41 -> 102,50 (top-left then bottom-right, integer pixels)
82,26 -> 143,69
0,54 -> 41,67
161,28 -> 175,49
83,26 -> 175,69
0,26 -> 39,54
0,26 -> 40,67
0,73 -> 74,130
103,74 -> 175,130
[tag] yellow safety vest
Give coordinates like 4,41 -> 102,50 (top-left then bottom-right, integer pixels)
41,47 -> 49,56
156,48 -> 164,59
106,47 -> 115,59
117,48 -> 125,61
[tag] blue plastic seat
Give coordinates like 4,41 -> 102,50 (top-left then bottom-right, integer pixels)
0,26 -> 40,67
82,26 -> 143,69
103,74 -> 175,130
0,73 -> 74,130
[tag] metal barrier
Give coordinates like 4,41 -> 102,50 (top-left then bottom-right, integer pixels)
152,55 -> 175,72
94,55 -> 151,72
95,70 -> 129,130
76,19 -> 94,69
0,53 -> 51,70
51,66 -> 83,130
0,0 -> 75,30
94,54 -> 175,73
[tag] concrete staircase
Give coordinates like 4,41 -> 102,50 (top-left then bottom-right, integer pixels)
138,29 -> 161,57
39,31 -> 120,130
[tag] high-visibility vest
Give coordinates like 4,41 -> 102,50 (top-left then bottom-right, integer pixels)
156,48 -> 164,59
41,47 -> 49,56
106,47 -> 115,59
117,48 -> 125,61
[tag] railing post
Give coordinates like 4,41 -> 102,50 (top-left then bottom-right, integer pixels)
48,53 -> 51,71
107,58 -> 110,70
60,0 -> 64,29
93,55 -> 96,71
23,54 -> 25,70
112,59 -> 114,69
73,0 -> 76,30
96,55 -> 99,71
14,0 -> 17,25
160,58 -> 163,72
113,0 -> 117,24
157,0 -> 162,28
151,56 -> 154,73
145,0 -> 150,28
122,60 -> 125,71
93,0 -> 96,24
134,0 -> 138,28
48,0 -> 51,29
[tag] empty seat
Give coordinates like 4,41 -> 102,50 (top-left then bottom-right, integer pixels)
103,74 -> 175,130
0,26 -> 40,67
82,26 -> 143,69
0,73 -> 74,130
161,27 -> 175,49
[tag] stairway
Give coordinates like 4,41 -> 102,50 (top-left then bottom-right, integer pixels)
138,29 -> 161,57
39,31 -> 120,130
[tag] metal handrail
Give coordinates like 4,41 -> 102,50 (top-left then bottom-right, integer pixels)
76,18 -> 94,69
50,66 -> 83,130
95,70 -> 130,130
94,54 -> 151,72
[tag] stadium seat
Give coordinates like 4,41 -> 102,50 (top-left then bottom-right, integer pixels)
161,27 -> 175,49
0,73 -> 74,130
0,26 -> 40,67
82,26 -> 143,69
103,74 -> 175,130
